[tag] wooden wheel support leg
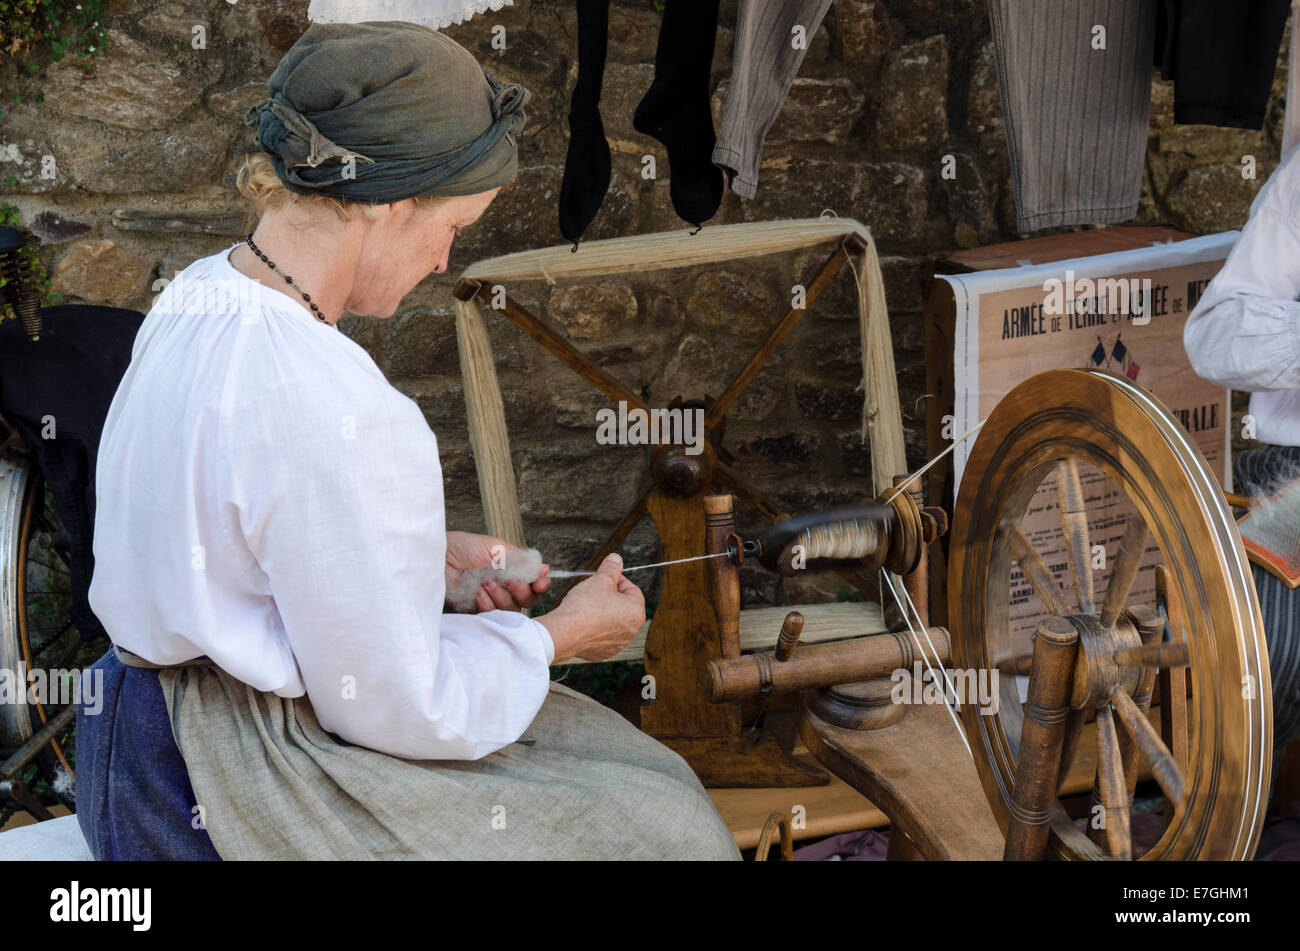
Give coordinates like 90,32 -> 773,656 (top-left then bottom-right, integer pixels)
1004,617 -> 1079,860
886,828 -> 924,861
647,490 -> 828,787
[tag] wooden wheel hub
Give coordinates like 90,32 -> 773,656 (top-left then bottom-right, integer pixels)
1065,613 -> 1142,711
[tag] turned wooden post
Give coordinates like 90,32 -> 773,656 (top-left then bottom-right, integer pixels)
704,494 -> 741,660
774,612 -> 804,662
1004,616 -> 1079,861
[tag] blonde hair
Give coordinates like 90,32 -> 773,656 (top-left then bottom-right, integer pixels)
235,151 -> 447,222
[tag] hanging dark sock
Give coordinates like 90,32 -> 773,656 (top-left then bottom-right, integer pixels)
633,0 -> 723,230
559,0 -> 613,247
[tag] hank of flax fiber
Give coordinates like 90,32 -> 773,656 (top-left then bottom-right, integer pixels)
455,294 -> 526,547
1237,476 -> 1300,588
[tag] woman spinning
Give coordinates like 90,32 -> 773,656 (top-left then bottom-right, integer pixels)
77,21 -> 740,861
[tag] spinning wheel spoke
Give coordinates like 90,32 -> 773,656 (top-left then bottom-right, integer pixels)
713,460 -> 788,524
1057,459 -> 1095,614
1005,525 -> 1068,616
1110,686 -> 1186,804
584,481 -> 653,571
1112,641 -> 1189,668
706,242 -> 853,428
1094,704 -> 1133,860
998,653 -> 1033,675
1100,518 -> 1150,627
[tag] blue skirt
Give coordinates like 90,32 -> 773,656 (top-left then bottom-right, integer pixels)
75,650 -> 221,860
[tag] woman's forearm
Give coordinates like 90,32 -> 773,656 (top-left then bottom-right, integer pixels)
535,610 -> 578,665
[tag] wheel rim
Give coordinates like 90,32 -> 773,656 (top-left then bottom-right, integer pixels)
950,369 -> 1271,860
0,455 -> 106,805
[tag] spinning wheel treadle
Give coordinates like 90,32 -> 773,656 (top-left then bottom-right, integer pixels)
950,369 -> 1272,860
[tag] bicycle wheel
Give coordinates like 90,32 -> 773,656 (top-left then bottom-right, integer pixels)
0,453 -> 108,813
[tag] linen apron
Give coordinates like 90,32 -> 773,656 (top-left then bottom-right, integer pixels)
102,646 -> 740,861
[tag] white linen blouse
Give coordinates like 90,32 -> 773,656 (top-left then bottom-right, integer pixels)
1184,144 -> 1300,446
88,245 -> 555,761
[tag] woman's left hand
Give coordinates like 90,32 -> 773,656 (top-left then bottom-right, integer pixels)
445,531 -> 551,613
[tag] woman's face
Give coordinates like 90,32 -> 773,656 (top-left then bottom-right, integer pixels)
348,187 -> 501,318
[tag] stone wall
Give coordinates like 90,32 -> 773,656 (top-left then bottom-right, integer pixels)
1,0 -> 1290,608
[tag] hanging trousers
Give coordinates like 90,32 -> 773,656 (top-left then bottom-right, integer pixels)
987,0 -> 1157,232
1155,0 -> 1291,129
712,0 -> 835,199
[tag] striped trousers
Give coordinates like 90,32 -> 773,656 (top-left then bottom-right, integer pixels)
713,0 -> 835,199
988,0 -> 1156,232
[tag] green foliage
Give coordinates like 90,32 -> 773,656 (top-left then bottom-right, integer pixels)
834,585 -> 868,602
0,203 -> 59,321
0,0 -> 108,122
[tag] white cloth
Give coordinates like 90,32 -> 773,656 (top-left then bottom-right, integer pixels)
89,246 -> 556,761
0,815 -> 94,861
307,0 -> 513,30
1184,144 -> 1300,446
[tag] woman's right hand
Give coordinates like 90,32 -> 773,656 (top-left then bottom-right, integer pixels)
538,553 -> 646,663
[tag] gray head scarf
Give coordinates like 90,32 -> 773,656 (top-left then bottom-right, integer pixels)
244,21 -> 530,204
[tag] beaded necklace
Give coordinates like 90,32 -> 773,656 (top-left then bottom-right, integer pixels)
242,233 -> 332,325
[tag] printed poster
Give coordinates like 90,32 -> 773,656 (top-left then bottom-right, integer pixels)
939,232 -> 1236,647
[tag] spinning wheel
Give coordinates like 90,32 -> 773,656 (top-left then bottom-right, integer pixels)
452,224 -> 1272,858
950,369 -> 1272,860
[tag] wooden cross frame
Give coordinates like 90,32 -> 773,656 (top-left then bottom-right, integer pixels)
450,219 -> 908,787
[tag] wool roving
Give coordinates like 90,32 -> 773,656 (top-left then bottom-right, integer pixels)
445,546 -> 545,612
